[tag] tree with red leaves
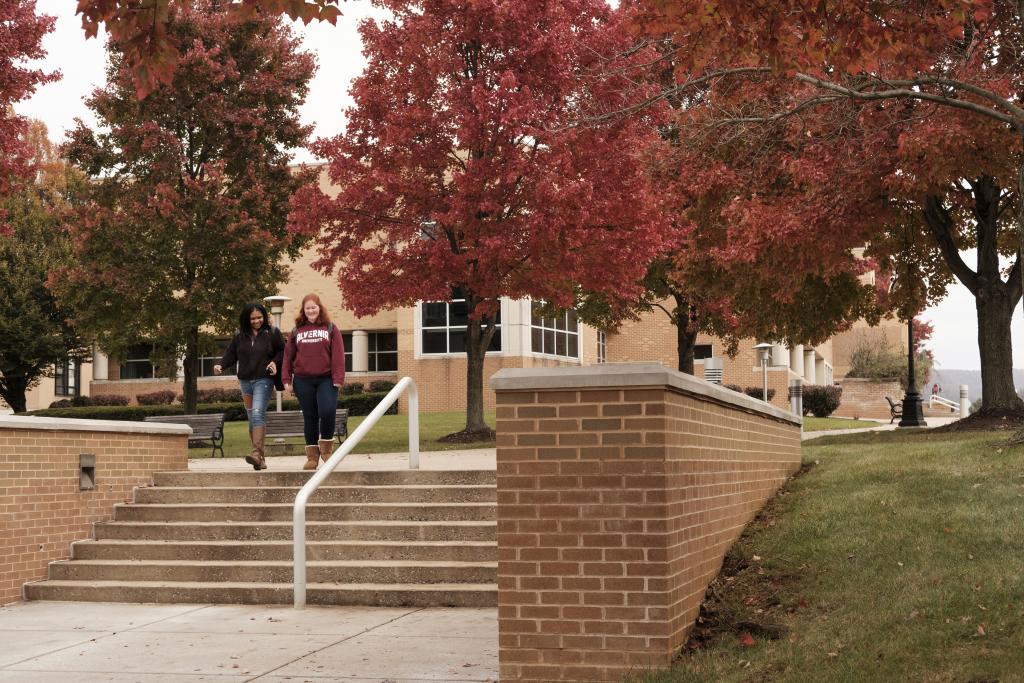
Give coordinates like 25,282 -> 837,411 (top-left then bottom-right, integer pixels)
52,0 -> 315,414
631,0 -> 1024,416
0,0 -> 56,234
76,0 -> 341,97
290,0 -> 671,437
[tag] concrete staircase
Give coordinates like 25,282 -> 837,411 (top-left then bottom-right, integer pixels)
25,469 -> 497,607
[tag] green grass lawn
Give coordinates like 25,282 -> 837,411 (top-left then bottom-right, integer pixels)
803,416 -> 882,432
634,429 -> 1024,682
213,410 -> 495,458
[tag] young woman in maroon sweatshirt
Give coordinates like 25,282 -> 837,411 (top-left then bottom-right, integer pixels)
282,293 -> 346,470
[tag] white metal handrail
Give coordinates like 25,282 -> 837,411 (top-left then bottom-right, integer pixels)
929,394 -> 960,413
293,376 -> 419,609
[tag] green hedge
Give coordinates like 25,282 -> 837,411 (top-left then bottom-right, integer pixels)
25,392 -> 396,422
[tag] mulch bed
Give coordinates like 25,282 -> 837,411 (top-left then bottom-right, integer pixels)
930,408 -> 1024,434
437,428 -> 496,443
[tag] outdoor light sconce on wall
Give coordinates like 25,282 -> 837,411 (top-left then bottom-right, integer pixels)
79,453 -> 96,490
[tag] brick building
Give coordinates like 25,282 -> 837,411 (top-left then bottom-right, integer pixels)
9,168 -> 862,415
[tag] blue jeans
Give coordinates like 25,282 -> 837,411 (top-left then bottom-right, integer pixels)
292,375 -> 339,445
239,377 -> 274,430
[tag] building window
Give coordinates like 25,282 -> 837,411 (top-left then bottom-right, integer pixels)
199,340 -> 229,377
421,298 -> 501,355
530,301 -> 579,359
694,344 -> 713,361
120,344 -> 154,379
342,333 -> 353,372
597,331 -> 607,364
369,332 -> 398,371
54,360 -> 79,396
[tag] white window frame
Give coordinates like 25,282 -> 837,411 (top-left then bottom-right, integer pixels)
529,300 -> 580,361
415,297 -> 505,358
597,330 -> 607,364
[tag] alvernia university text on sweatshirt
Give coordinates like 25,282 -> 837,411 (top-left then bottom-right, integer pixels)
282,323 -> 346,387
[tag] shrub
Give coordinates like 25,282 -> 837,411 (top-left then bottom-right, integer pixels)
71,395 -> 92,407
803,384 -> 843,417
342,382 -> 364,395
722,383 -> 743,393
49,398 -> 73,408
136,390 -> 177,405
369,380 -> 396,393
743,386 -> 776,402
847,335 -> 932,387
27,392 -> 397,422
90,393 -> 129,406
182,387 -> 243,404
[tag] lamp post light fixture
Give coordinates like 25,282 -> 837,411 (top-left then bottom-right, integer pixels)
898,318 -> 927,427
753,343 -> 773,403
264,295 -> 291,412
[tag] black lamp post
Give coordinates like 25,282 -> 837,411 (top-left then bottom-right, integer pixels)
898,317 -> 927,427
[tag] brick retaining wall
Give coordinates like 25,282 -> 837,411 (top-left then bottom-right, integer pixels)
0,416 -> 188,605
491,364 -> 802,682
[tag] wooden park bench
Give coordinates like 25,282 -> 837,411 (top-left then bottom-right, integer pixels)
144,413 -> 226,458
264,409 -> 349,445
885,396 -> 903,424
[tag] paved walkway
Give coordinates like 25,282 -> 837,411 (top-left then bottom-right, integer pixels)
0,601 -> 498,682
189,449 -> 497,472
801,416 -> 959,441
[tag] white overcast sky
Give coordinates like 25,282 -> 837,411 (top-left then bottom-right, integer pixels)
18,2 -> 1023,371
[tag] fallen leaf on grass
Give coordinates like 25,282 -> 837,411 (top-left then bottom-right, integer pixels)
739,633 -> 756,647
977,624 -> 987,637
752,555 -> 762,562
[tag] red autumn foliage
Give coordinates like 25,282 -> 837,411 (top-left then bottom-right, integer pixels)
289,0 -> 672,433
0,0 -> 56,234
634,0 -> 1024,413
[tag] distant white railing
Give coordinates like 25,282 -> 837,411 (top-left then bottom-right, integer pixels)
929,384 -> 971,416
292,376 -> 419,609
929,394 -> 959,412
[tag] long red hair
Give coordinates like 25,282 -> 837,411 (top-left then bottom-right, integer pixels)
294,293 -> 332,327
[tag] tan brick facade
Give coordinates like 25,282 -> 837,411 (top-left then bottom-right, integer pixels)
491,365 -> 801,682
0,416 -> 188,605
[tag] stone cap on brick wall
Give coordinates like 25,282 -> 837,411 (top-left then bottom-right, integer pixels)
0,415 -> 192,435
491,362 -> 801,425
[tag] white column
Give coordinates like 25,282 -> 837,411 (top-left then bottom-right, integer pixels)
352,330 -> 369,372
789,345 -> 804,377
815,357 -> 826,384
92,347 -> 109,381
771,343 -> 789,367
176,357 -> 185,380
960,385 -> 970,416
804,349 -> 816,384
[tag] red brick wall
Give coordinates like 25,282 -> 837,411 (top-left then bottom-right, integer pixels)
832,378 -> 902,420
492,365 -> 802,682
0,418 -> 188,605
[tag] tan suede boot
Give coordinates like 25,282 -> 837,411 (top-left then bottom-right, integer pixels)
318,438 -> 334,463
245,426 -> 267,471
303,444 -> 320,471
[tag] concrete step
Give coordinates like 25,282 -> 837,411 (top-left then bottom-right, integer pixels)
112,502 -> 496,523
47,559 -> 497,584
153,470 -> 495,488
134,484 -> 497,504
71,539 -> 497,562
94,520 -> 497,542
24,580 -> 497,607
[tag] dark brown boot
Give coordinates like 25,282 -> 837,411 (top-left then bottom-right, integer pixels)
245,426 -> 267,471
303,444 -> 320,471
318,438 -> 334,463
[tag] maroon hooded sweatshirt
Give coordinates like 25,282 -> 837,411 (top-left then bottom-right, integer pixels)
282,323 -> 346,387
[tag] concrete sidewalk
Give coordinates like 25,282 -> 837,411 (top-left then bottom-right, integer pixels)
801,416 -> 959,441
188,449 -> 497,472
0,601 -> 497,682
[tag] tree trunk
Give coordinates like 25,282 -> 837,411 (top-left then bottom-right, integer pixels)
183,326 -> 199,414
976,279 -> 1022,412
923,179 -> 1024,414
464,316 -> 495,433
0,374 -> 29,413
673,292 -> 698,374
